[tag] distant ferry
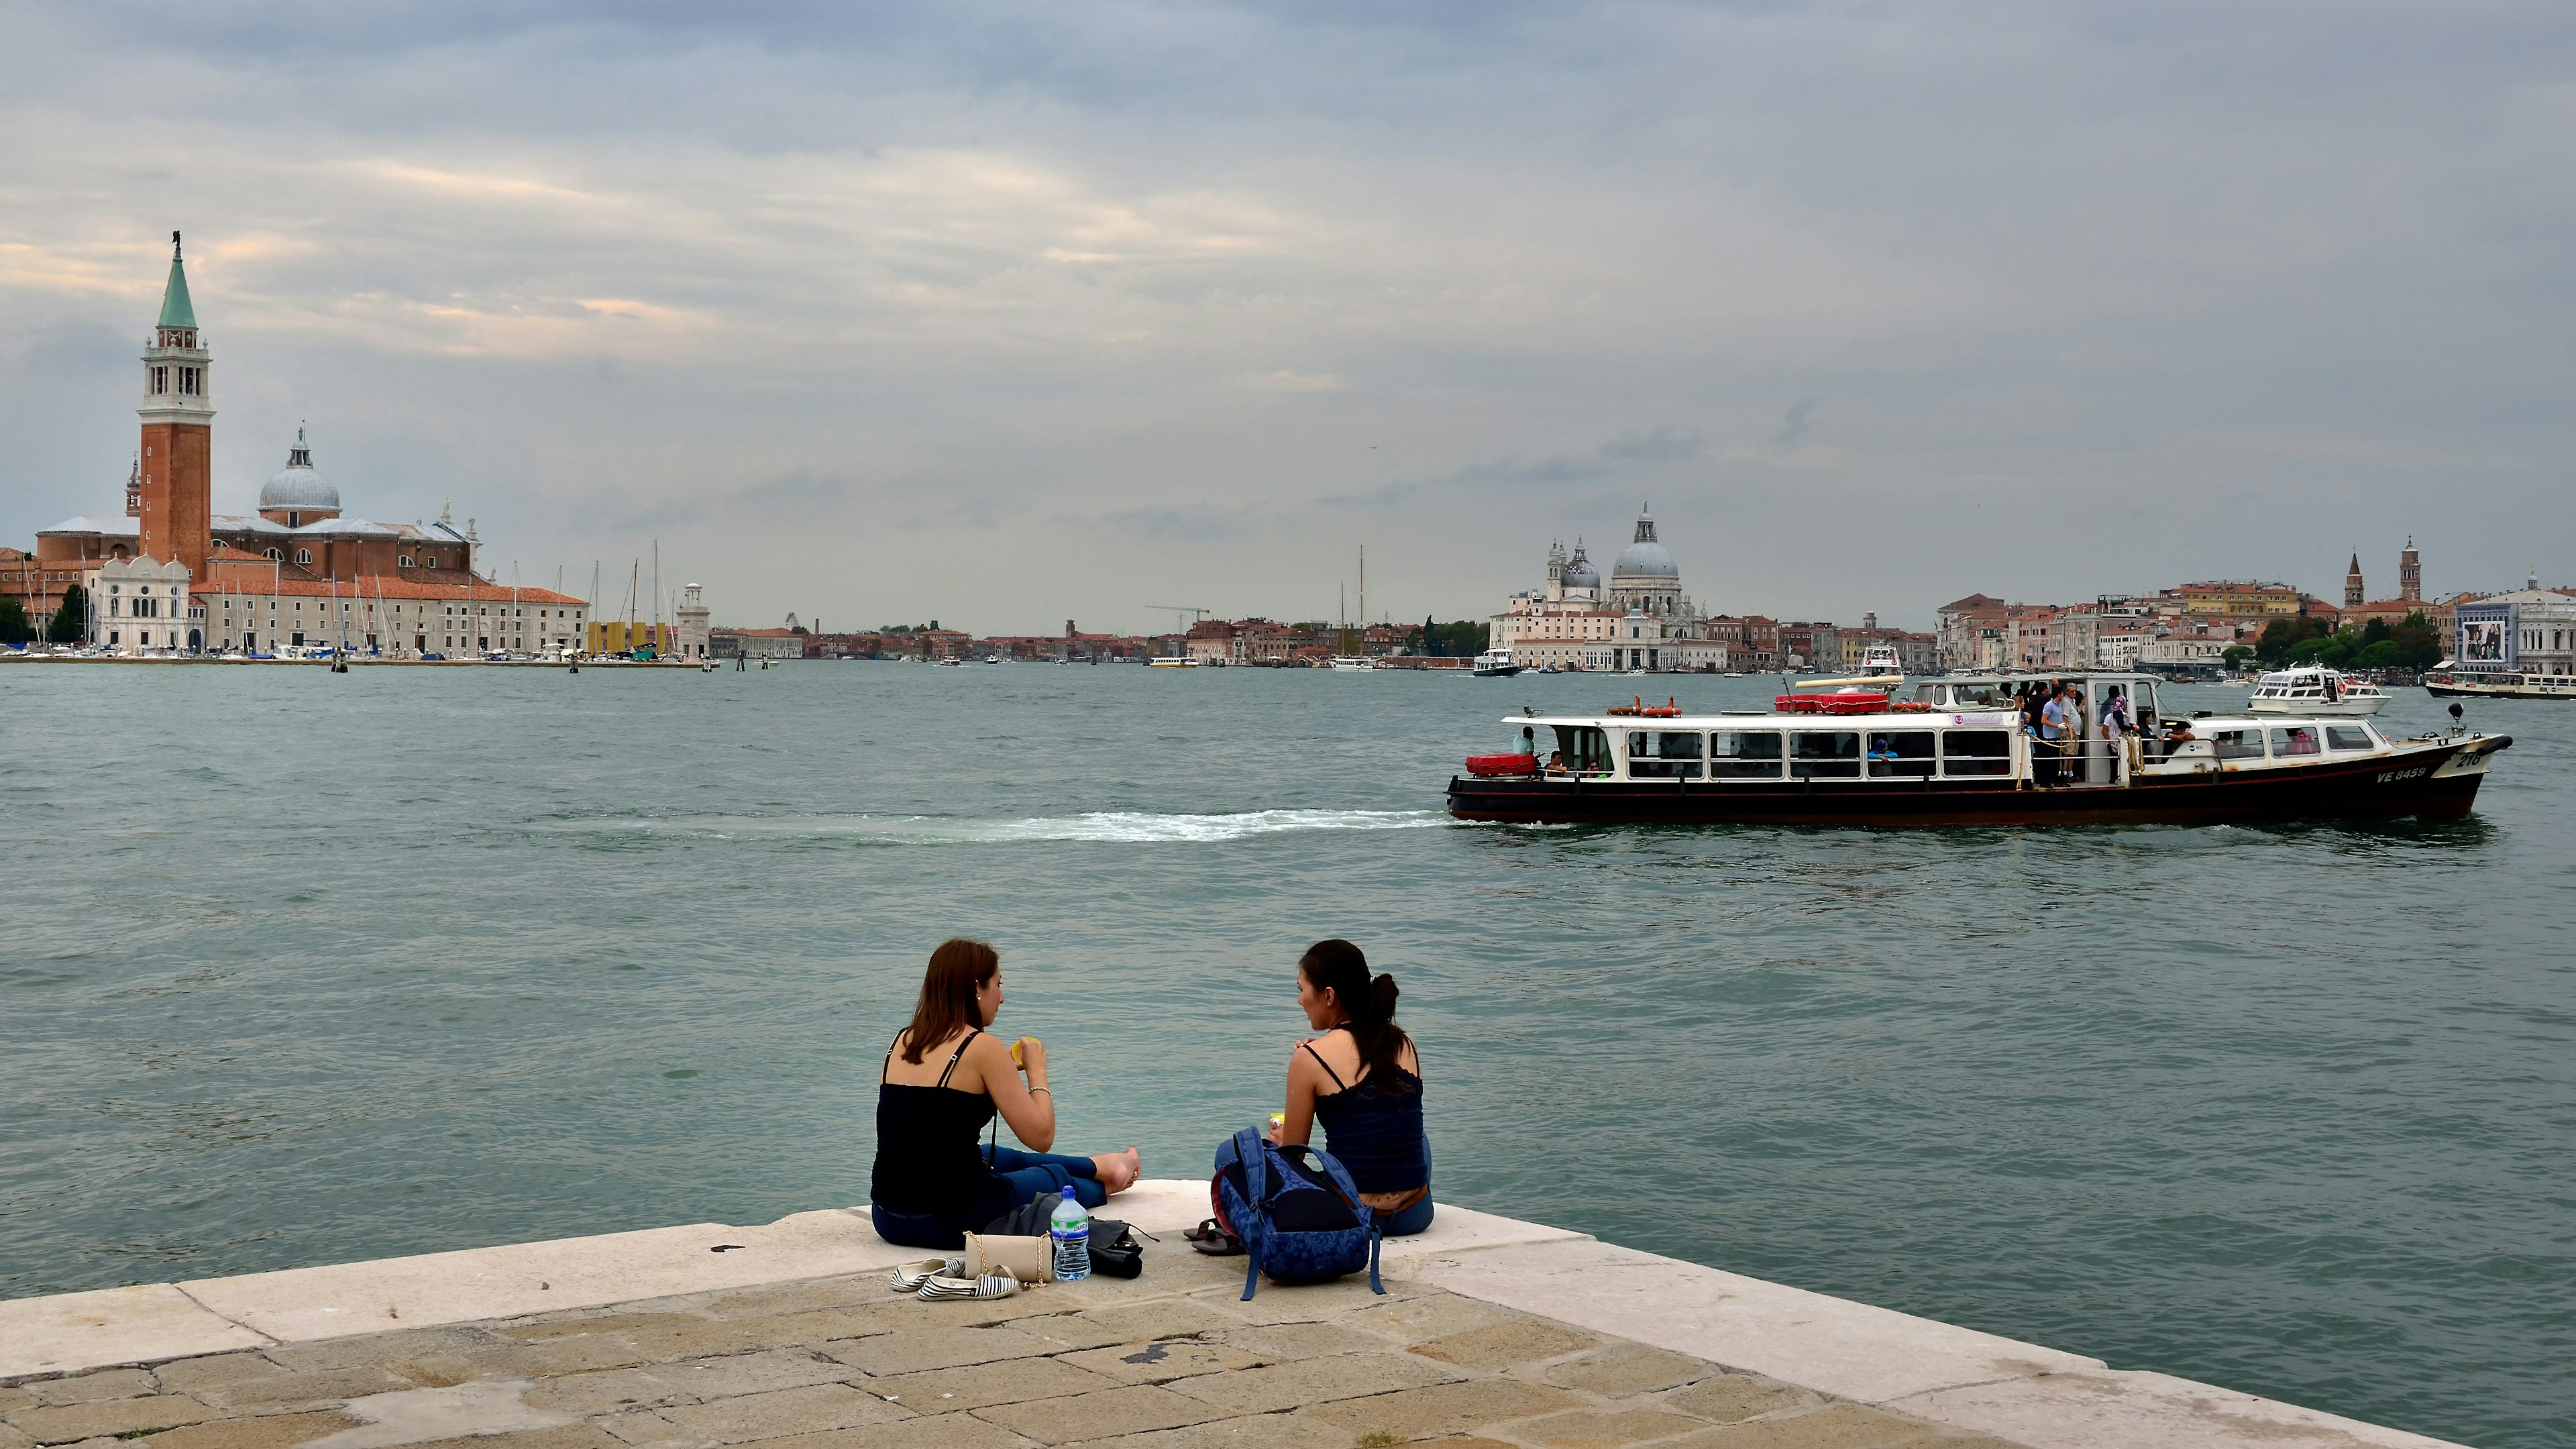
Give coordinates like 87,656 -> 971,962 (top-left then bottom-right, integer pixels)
1446,670 -> 2510,827
2422,663 -> 2576,700
2249,665 -> 2389,715
1472,647 -> 1523,678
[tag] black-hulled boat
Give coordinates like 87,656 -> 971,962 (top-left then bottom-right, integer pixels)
1449,672 -> 2510,828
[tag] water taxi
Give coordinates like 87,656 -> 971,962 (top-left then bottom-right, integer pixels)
2421,662 -> 2576,700
1472,647 -> 1523,678
2248,665 -> 2389,715
1446,670 -> 2510,827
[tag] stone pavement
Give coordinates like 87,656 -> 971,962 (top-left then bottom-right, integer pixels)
0,1235 -> 2016,1449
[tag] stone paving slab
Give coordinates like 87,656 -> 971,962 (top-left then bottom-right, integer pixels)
0,1185 -> 2473,1449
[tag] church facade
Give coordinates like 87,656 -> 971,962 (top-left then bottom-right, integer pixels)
1491,506 -> 1733,671
28,234 -> 588,655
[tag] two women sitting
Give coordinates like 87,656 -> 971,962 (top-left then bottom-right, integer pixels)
869,935 -> 1431,1249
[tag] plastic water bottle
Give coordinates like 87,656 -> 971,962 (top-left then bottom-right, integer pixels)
1049,1185 -> 1091,1281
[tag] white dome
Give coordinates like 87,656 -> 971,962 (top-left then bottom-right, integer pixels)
259,431 -> 340,513
1612,507 -> 1678,581
1562,546 -> 1600,589
1613,541 -> 1678,580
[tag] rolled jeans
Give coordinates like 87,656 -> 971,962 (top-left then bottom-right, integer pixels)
870,1146 -> 1106,1250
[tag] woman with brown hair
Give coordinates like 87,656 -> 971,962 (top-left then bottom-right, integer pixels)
1272,938 -> 1433,1236
869,938 -> 1141,1250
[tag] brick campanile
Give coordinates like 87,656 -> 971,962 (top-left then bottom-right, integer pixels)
138,231 -> 215,580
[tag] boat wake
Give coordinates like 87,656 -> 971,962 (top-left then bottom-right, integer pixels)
541,808 -> 1446,847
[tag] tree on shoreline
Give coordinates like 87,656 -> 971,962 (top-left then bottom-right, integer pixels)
0,596 -> 29,645
46,584 -> 87,643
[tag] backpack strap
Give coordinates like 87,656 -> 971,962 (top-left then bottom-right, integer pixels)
1367,1215 -> 1385,1295
1232,1126 -> 1269,1301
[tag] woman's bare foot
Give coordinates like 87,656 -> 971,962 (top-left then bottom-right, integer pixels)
1093,1147 -> 1142,1195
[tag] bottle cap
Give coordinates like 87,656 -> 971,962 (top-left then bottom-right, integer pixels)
1061,1185 -> 1075,1199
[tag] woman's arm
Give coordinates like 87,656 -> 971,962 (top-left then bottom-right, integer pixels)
1275,1042 -> 1322,1146
979,1034 -> 1057,1152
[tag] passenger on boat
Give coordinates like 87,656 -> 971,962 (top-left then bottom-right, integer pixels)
1271,939 -> 1433,1237
870,938 -> 1141,1249
2282,727 -> 2321,755
1545,750 -> 1568,774
2161,718 -> 2197,755
2037,686 -> 2075,786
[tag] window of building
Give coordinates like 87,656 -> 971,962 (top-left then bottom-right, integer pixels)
398,555 -> 413,568
1790,731 -> 1862,780
294,549 -> 311,564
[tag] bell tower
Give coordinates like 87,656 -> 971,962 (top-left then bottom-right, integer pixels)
138,231 -> 214,580
2399,537 -> 2421,603
2344,553 -> 2364,610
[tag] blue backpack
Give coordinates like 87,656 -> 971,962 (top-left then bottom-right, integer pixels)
1212,1126 -> 1383,1299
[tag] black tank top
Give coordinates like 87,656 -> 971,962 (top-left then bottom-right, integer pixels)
870,1028 -> 996,1217
1303,1031 -> 1428,1197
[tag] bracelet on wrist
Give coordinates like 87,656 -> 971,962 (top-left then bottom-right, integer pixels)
1028,1086 -> 1051,1096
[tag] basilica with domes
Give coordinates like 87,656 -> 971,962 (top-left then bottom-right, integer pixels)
1491,506 -> 1729,670
21,233 -> 588,656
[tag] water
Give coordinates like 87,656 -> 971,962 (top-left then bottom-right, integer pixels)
1,662 -> 2567,1447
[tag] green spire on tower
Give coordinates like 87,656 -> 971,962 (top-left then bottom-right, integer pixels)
157,230 -> 197,331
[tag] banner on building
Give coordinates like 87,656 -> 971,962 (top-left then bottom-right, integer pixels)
2455,603 -> 2516,670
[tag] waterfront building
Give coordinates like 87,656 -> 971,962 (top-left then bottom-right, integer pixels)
676,584 -> 712,659
23,234 -> 586,655
710,627 -> 806,661
2457,572 -> 2576,678
1493,509 -> 1731,670
88,556 -> 193,654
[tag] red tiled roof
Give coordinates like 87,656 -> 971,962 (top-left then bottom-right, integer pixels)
194,575 -> 586,604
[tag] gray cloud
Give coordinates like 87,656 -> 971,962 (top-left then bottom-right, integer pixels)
3,1 -> 2572,630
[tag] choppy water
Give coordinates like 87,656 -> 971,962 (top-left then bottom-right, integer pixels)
2,663 -> 2568,1447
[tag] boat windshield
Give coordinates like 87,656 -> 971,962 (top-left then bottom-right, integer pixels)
1550,725 -> 1613,775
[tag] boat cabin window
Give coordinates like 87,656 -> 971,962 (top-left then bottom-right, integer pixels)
2325,725 -> 2375,752
1939,729 -> 2013,777
1865,730 -> 1935,778
1940,682 -> 2014,708
1709,731 -> 1783,779
1625,731 -> 1702,779
1551,725 -> 1613,776
2269,726 -> 2322,757
2210,729 -> 2265,761
1790,731 -> 1861,780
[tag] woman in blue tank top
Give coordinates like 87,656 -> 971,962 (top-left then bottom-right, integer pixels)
1271,938 -> 1433,1236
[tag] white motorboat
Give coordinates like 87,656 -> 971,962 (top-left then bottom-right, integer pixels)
1472,647 -> 1522,678
2249,665 -> 2390,715
1331,656 -> 1375,672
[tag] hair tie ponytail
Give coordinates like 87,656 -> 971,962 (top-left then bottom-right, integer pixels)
1298,940 -> 1413,1090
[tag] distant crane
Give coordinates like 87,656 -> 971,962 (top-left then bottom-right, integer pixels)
1146,604 -> 1214,633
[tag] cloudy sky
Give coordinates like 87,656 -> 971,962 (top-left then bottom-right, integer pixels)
3,2 -> 2568,632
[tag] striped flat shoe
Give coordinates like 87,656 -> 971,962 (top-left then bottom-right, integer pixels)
916,1266 -> 1019,1301
890,1257 -> 965,1292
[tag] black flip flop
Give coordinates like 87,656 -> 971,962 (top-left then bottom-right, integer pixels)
1185,1218 -> 1246,1256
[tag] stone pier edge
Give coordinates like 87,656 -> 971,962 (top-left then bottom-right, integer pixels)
0,1181 -> 2467,1449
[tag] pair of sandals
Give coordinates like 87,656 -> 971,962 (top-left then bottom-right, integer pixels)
1185,1219 -> 1246,1256
889,1257 -> 1020,1300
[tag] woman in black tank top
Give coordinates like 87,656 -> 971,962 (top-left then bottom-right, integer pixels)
1272,938 -> 1434,1236
869,939 -> 1142,1250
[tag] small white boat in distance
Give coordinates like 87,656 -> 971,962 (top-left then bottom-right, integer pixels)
1147,656 -> 1197,668
2249,665 -> 2389,716
1472,647 -> 1522,678
1331,656 -> 1375,671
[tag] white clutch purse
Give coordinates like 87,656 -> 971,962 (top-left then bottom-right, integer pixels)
964,1232 -> 1053,1283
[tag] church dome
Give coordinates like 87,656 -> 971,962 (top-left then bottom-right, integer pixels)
259,429 -> 340,513
1562,545 -> 1600,590
1612,506 -> 1678,581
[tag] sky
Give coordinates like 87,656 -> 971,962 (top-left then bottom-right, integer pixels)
2,1 -> 2569,634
